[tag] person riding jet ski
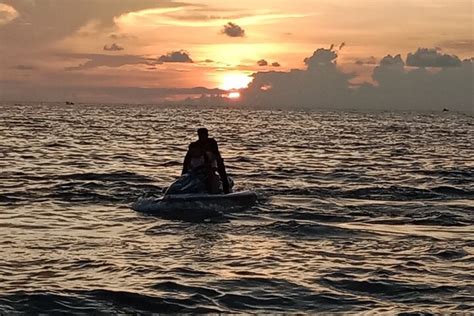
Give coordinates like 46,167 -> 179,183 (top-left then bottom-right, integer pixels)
171,128 -> 230,195
132,128 -> 257,215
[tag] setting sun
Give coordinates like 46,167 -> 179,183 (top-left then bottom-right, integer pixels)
220,73 -> 252,90
227,91 -> 241,99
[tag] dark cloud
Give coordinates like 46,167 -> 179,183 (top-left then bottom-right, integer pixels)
157,50 -> 193,63
104,43 -> 124,51
0,80 -> 226,103
406,48 -> 462,68
0,0 -> 188,49
65,54 -> 148,71
271,62 -> 280,67
64,50 -> 194,70
363,54 -> 472,111
369,54 -> 473,111
221,22 -> 245,37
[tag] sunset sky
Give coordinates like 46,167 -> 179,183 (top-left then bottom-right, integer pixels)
0,0 -> 472,107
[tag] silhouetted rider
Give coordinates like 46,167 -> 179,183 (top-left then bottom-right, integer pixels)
182,128 -> 230,194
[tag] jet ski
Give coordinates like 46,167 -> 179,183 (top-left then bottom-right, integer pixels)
131,170 -> 257,219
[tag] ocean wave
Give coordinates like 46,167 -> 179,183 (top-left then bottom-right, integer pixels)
265,185 -> 473,200
206,277 -> 377,311
278,208 -> 352,222
261,220 -> 376,240
0,194 -> 22,203
168,266 -> 214,277
319,277 -> 458,303
0,290 -> 223,314
56,171 -> 154,182
412,168 -> 474,180
152,281 -> 222,297
431,248 -> 469,260
0,286 -> 380,313
87,289 -> 223,313
0,171 -> 162,205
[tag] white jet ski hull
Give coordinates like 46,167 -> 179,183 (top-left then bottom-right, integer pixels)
132,191 -> 257,218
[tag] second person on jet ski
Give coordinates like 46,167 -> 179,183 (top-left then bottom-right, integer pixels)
182,128 -> 230,194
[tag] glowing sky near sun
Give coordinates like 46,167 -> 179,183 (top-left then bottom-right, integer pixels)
0,0 -> 472,103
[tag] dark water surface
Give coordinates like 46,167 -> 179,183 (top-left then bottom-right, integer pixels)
0,103 -> 473,313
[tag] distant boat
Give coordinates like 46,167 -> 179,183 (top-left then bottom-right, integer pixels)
65,101 -> 75,105
443,108 -> 449,112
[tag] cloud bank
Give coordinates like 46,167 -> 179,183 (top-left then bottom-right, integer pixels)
0,79 -> 225,104
1,43 -> 471,112
235,47 -> 472,111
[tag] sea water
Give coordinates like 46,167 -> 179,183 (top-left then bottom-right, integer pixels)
0,103 -> 472,313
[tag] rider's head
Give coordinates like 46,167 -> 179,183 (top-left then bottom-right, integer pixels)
197,128 -> 209,141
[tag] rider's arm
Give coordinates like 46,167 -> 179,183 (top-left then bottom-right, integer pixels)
181,145 -> 192,175
217,159 -> 230,194
211,140 -> 230,194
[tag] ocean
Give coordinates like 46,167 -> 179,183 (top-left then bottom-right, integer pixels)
0,103 -> 473,313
